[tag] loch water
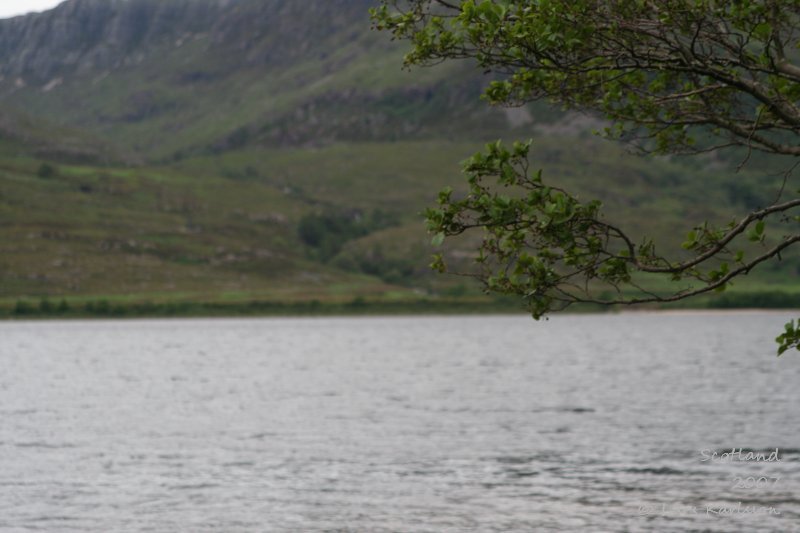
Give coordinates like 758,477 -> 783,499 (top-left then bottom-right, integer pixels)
1,312 -> 798,532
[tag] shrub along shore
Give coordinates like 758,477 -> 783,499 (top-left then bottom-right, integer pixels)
1,290 -> 798,320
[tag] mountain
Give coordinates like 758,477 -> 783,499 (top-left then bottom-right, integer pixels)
0,0 -> 796,313
0,0 -> 512,161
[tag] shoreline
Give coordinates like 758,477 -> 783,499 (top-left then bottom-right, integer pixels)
0,295 -> 797,321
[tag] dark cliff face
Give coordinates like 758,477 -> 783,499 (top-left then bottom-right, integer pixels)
0,0 -> 216,81
0,0 -> 375,83
208,0 -> 376,57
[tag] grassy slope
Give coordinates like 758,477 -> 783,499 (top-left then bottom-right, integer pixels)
2,132 -> 797,314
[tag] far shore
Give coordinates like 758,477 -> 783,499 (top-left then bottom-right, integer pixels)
0,291 -> 797,320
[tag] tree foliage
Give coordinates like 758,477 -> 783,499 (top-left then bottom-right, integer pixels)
299,209 -> 399,261
372,0 -> 800,354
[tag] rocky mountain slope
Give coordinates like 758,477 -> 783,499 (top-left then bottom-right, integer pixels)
0,0 -> 514,160
0,0 -> 375,82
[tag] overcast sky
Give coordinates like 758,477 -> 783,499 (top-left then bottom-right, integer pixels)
0,0 -> 63,19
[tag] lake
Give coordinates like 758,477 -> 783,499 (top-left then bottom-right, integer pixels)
1,312 -> 798,532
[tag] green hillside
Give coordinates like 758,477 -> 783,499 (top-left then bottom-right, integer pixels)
3,134 -> 797,312
0,0 -> 797,316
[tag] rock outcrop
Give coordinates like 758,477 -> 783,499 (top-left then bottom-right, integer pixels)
0,0 -> 374,83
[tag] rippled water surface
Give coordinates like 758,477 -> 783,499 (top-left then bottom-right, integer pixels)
1,312 -> 799,532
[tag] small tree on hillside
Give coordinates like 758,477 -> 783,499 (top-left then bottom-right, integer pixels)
37,162 -> 57,179
372,0 -> 800,354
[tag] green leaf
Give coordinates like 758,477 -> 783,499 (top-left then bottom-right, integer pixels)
438,186 -> 453,204
681,230 -> 697,250
776,319 -> 800,356
748,220 -> 765,242
430,253 -> 446,273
